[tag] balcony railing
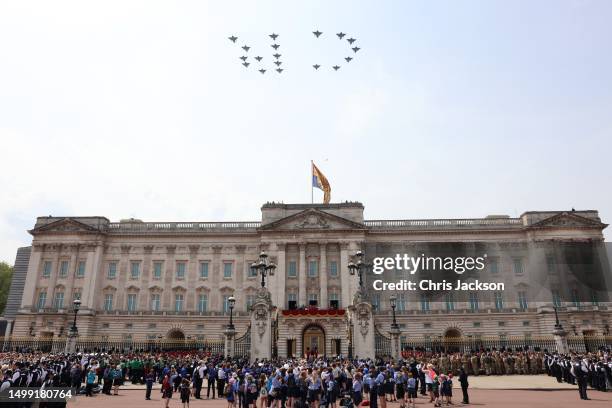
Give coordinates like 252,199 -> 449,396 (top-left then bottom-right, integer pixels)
108,221 -> 261,233
364,218 -> 523,230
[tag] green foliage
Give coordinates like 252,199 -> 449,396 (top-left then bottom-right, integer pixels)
0,262 -> 13,315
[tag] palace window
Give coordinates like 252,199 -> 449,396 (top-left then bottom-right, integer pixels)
513,258 -> 524,275
308,260 -> 318,277
37,291 -> 47,310
130,262 -> 140,279
153,262 -> 163,279
151,294 -> 160,311
571,289 -> 580,307
288,261 -> 297,277
246,295 -> 255,310
127,294 -> 137,312
445,293 -> 455,311
518,291 -> 528,310
329,293 -> 340,308
176,262 -> 186,279
397,293 -> 406,311
308,293 -> 318,306
108,262 -> 117,279
494,291 -> 504,310
372,293 -> 381,311
546,255 -> 556,274
420,294 -> 430,311
469,292 -> 479,311
489,259 -> 499,274
174,294 -> 184,312
72,291 -> 81,301
222,295 -> 232,313
76,261 -> 86,277
198,294 -> 208,312
329,261 -> 338,277
199,262 -> 208,278
53,292 -> 64,309
59,261 -> 69,278
223,262 -> 233,278
247,262 -> 257,277
552,290 -> 561,307
104,294 -> 113,311
42,261 -> 52,278
287,293 -> 297,308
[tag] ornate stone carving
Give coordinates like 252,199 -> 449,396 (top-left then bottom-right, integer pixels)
144,245 -> 154,254
295,215 -> 330,229
254,307 -> 268,340
212,245 -> 223,255
234,245 -> 246,254
166,245 -> 176,255
188,245 -> 200,255
120,245 -> 131,255
356,304 -> 371,340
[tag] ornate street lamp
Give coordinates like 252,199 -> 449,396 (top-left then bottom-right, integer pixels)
228,296 -> 236,330
553,306 -> 563,331
390,295 -> 399,329
250,250 -> 276,288
348,250 -> 368,291
70,299 -> 81,335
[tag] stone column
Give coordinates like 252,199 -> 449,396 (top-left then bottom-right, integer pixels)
187,245 -> 200,310
340,243 -> 351,309
224,327 -> 236,357
20,244 -> 43,310
118,245 -> 131,310
63,244 -> 79,307
319,242 -> 328,308
349,301 -> 375,360
389,326 -> 401,361
211,245 -> 222,311
82,244 -> 103,310
163,245 -> 176,309
140,245 -> 154,309
47,244 -> 62,308
298,243 -> 307,307
250,288 -> 275,362
275,243 -> 286,308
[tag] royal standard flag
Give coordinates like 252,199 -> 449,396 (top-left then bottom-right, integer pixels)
312,161 -> 331,204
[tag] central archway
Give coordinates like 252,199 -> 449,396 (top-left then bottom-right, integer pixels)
302,324 -> 325,357
167,328 -> 185,341
442,328 -> 463,352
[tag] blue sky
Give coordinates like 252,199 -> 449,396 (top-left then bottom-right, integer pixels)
0,0 -> 611,262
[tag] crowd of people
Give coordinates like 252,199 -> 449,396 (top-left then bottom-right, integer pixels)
0,348 -> 610,407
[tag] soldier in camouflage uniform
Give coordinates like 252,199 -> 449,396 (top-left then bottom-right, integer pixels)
483,352 -> 493,375
470,353 -> 480,376
494,351 -> 503,375
439,353 -> 450,375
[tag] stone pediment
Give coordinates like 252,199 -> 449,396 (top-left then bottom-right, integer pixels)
30,218 -> 101,235
259,209 -> 365,231
529,212 -> 607,230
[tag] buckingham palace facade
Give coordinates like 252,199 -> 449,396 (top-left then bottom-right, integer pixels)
4,202 -> 612,356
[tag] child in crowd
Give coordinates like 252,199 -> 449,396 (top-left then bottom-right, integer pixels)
406,372 -> 417,408
180,377 -> 191,408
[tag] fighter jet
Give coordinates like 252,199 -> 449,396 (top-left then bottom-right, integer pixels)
332,65 -> 341,71
347,38 -> 356,45
313,30 -> 323,38
228,35 -> 238,43
242,45 -> 250,52
242,62 -> 250,67
337,32 -> 346,39
313,64 -> 321,70
352,47 -> 360,53
255,56 -> 263,62
345,56 -> 353,62
259,69 -> 266,74
274,61 -> 282,66
269,33 -> 279,40
273,53 -> 281,59
276,68 -> 283,73
240,56 -> 248,61
271,44 -> 280,50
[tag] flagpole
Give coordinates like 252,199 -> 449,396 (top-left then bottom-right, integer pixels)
311,160 -> 314,204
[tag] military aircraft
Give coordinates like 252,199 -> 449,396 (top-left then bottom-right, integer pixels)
352,47 -> 360,53
255,56 -> 263,62
274,61 -> 282,66
269,33 -> 279,40
271,44 -> 280,50
259,69 -> 266,74
345,56 -> 353,62
276,68 -> 283,73
240,56 -> 248,61
242,45 -> 250,52
313,30 -> 322,38
347,38 -> 356,45
273,53 -> 281,59
228,36 -> 238,43
313,64 -> 321,70
242,62 -> 250,67
337,32 -> 346,39
333,65 -> 340,71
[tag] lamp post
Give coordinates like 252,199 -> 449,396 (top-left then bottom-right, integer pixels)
553,306 -> 563,330
250,251 -> 276,288
228,296 -> 236,330
390,295 -> 399,330
348,250 -> 367,291
70,299 -> 81,335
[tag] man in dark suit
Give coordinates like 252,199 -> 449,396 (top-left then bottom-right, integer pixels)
459,367 -> 469,404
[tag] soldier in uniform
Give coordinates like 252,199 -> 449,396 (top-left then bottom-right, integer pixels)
470,353 -> 479,376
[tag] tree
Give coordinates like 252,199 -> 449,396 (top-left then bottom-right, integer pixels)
0,262 -> 13,315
